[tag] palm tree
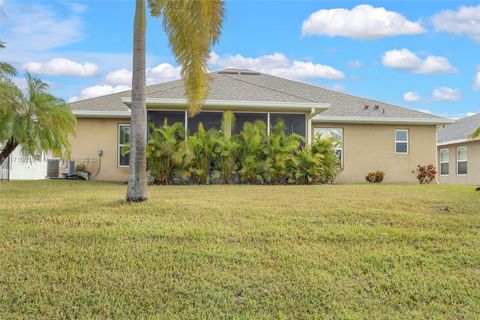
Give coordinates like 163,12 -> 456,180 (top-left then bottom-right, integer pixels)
0,74 -> 76,165
0,41 -> 17,78
126,0 -> 224,201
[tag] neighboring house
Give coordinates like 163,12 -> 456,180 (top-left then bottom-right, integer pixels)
68,69 -> 451,183
0,147 -> 48,180
437,113 -> 480,185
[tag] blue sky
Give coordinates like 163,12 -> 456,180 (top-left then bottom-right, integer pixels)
1,0 -> 479,118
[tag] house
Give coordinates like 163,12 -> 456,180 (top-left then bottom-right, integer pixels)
437,113 -> 479,185
0,147 -> 48,180
68,69 -> 451,183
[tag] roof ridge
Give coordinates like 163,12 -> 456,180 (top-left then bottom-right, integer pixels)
240,70 -> 444,119
223,73 -> 319,104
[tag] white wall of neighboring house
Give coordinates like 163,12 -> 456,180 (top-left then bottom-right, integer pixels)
4,147 -> 48,180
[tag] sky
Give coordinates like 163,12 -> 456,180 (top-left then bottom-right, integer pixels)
0,0 -> 479,118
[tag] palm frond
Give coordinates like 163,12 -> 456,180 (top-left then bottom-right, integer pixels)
148,0 -> 224,116
0,41 -> 17,77
469,127 -> 480,140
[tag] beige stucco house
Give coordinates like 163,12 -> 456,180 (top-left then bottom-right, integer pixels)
437,113 -> 479,185
68,69 -> 451,183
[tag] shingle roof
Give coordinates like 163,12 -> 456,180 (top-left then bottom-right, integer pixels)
438,113 -> 480,144
69,68 -> 447,122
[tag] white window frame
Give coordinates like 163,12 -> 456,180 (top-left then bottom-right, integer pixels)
439,148 -> 449,176
456,146 -> 468,176
313,127 -> 344,168
118,123 -> 130,168
395,129 -> 409,155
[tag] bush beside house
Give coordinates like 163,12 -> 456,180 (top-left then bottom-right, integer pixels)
145,113 -> 340,185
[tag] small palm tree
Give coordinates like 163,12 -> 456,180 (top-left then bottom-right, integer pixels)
126,0 -> 224,201
187,123 -> 221,184
146,120 -> 190,184
0,74 -> 76,165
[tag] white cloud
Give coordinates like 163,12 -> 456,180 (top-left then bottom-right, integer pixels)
104,68 -> 132,86
474,66 -> 480,90
147,63 -> 181,84
347,60 -> 363,68
404,87 -> 461,103
382,49 -> 456,74
69,63 -> 181,102
302,4 -> 425,40
403,91 -> 424,102
104,63 -> 181,86
432,5 -> 480,43
23,58 -> 97,77
432,87 -> 461,102
2,3 -> 84,51
209,52 -> 345,80
68,84 -> 130,102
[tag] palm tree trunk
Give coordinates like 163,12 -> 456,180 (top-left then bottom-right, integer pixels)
0,137 -> 18,166
126,0 -> 148,202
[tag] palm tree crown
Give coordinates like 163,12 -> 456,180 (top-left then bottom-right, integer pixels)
0,74 -> 76,165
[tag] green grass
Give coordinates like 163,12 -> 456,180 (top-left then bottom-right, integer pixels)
1,181 -> 479,319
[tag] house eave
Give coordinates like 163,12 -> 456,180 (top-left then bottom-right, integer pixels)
437,138 -> 479,146
121,97 -> 329,115
313,116 -> 453,125
72,110 -> 131,118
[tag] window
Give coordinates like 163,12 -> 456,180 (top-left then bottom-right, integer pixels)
457,146 -> 468,175
439,148 -> 449,176
395,129 -> 409,154
314,128 -> 344,168
270,113 -> 306,137
118,124 -> 130,167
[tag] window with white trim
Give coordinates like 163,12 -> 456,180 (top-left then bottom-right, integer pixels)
395,129 -> 409,154
457,146 -> 467,175
439,148 -> 449,176
118,124 -> 130,167
314,128 -> 344,168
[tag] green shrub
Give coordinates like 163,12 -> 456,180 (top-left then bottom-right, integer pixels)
238,120 -> 270,184
187,123 -> 220,184
267,119 -> 303,184
145,115 -> 340,185
311,133 -> 340,183
146,121 -> 190,184
290,146 -> 323,184
365,171 -> 385,183
217,111 -> 241,184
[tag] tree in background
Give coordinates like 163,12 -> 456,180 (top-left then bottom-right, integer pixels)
0,74 -> 76,165
126,0 -> 224,201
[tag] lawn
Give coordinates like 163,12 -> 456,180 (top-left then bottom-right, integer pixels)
0,181 -> 479,319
